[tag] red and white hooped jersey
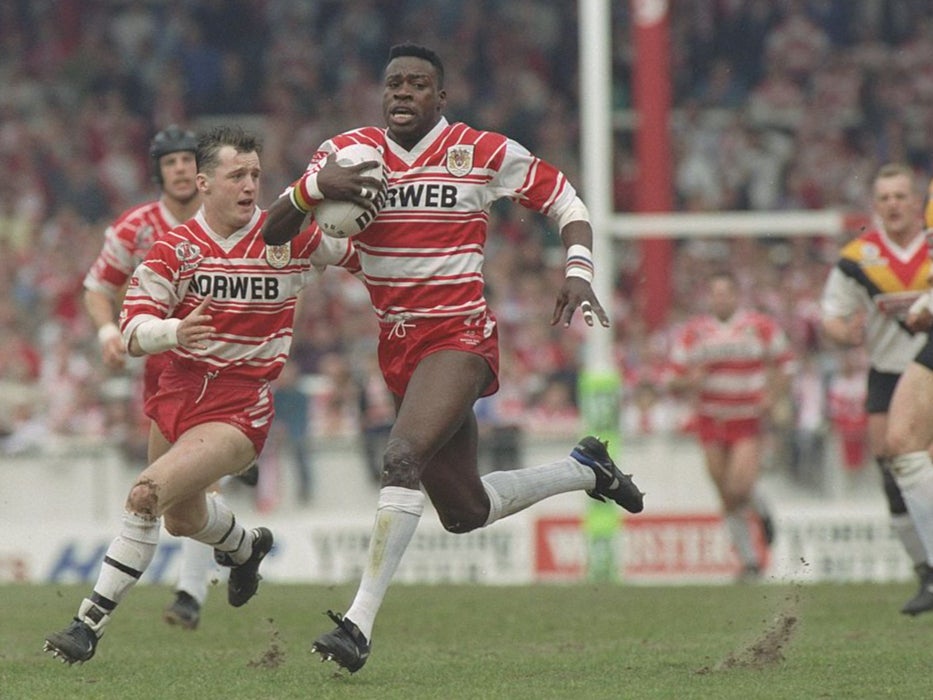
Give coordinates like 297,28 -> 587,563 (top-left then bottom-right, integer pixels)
668,310 -> 795,421
291,117 -> 583,321
827,371 -> 868,431
84,199 -> 180,297
120,208 -> 358,383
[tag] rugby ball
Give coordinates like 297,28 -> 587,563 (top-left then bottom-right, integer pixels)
314,143 -> 385,238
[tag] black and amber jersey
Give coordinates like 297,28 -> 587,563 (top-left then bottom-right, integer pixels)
821,228 -> 928,373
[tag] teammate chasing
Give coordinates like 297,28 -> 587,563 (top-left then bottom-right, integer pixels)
44,125 -> 368,665
84,125 -> 219,629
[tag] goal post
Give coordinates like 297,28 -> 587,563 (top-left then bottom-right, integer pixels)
607,210 -> 852,239
577,0 -> 863,414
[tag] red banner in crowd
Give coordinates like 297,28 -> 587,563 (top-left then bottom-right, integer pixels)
632,0 -> 674,331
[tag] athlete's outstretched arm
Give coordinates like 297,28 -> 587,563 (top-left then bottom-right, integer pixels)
550,219 -> 610,329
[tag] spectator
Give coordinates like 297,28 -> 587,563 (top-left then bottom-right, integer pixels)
7,0 -> 933,510
356,355 -> 395,485
827,349 -> 869,472
270,361 -> 314,504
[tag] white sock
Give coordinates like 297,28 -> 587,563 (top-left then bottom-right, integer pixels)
482,457 -> 593,526
190,492 -> 251,564
345,486 -> 425,640
890,452 -> 933,566
725,509 -> 758,568
891,512 -> 928,567
175,537 -> 215,605
83,511 -> 160,620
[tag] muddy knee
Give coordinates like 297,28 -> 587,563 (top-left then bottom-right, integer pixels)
382,438 -> 424,488
126,478 -> 160,517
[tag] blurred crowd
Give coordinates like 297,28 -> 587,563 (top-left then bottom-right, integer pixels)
3,0 -> 933,486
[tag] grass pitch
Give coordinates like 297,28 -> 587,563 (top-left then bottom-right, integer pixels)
1,581 -> 927,699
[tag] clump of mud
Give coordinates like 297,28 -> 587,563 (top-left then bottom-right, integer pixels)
696,590 -> 800,674
715,610 -> 797,670
248,618 -> 285,669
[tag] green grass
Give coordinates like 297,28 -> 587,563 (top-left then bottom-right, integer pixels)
0,581 -> 928,699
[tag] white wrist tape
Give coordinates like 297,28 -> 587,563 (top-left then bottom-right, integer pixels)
289,172 -> 322,213
133,318 -> 182,354
98,322 -> 122,346
565,244 -> 594,283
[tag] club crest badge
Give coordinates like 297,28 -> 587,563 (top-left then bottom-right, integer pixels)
174,241 -> 202,274
265,243 -> 291,269
445,145 -> 474,177
175,241 -> 201,262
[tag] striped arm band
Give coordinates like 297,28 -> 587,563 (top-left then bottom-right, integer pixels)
565,244 -> 594,283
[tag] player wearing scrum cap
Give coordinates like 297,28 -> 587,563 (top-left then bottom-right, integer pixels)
263,42 -> 643,673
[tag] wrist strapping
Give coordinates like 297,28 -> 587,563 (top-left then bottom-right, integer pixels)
290,172 -> 322,214
565,244 -> 594,283
133,318 -> 182,354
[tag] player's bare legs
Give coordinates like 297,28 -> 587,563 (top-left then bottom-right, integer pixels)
137,423 -> 255,528
721,437 -> 761,510
887,363 -> 933,460
401,351 -> 492,528
44,423 -> 272,664
313,350 -> 641,672
705,437 -> 765,578
703,442 -> 730,506
866,410 -> 930,612
886,362 -> 933,614
315,350 -> 488,671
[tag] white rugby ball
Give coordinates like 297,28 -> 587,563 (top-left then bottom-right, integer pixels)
314,143 -> 385,238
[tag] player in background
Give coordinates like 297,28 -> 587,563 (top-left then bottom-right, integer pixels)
875,170 -> 933,615
262,43 -> 644,674
668,270 -> 794,582
820,162 -> 933,615
44,125 -> 367,665
84,125 -> 220,630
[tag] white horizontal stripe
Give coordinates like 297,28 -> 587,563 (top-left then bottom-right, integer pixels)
705,374 -> 767,394
362,250 -> 484,280
364,275 -> 483,288
377,301 -> 486,319
355,242 -> 482,256
698,404 -> 762,420
377,211 -> 488,222
200,302 -> 297,316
